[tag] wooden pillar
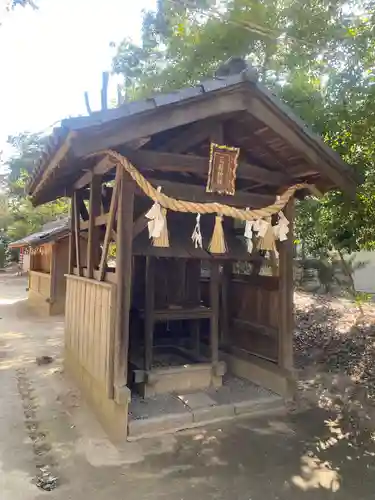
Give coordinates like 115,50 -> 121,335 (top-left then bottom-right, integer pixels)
73,191 -> 82,276
278,198 -> 295,371
99,169 -> 120,281
29,249 -> 34,272
209,125 -> 223,364
221,262 -> 231,347
186,260 -> 201,356
114,169 -> 135,391
87,175 -> 102,279
209,260 -> 220,365
50,243 -> 57,304
68,196 -> 75,274
144,256 -> 155,372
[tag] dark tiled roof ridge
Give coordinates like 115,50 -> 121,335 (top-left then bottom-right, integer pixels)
27,62 -> 358,193
9,217 -> 70,248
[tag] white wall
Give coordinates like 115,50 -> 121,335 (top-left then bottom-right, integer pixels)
22,253 -> 30,273
351,251 -> 375,294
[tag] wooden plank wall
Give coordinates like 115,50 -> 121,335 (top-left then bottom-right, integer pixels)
228,275 -> 279,362
65,275 -> 116,397
230,276 -> 279,328
31,244 -> 52,273
54,239 -> 70,302
29,270 -> 52,298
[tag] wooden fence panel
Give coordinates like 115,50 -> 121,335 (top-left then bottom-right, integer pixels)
65,275 -> 116,396
29,270 -> 51,298
229,277 -> 279,327
228,276 -> 280,362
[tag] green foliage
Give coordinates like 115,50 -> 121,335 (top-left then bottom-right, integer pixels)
112,0 -> 375,255
1,133 -> 69,242
0,240 -> 6,268
298,250 -> 370,312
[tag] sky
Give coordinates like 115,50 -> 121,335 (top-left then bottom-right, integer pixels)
0,0 -> 156,158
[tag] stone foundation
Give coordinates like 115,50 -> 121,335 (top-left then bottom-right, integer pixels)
64,348 -> 129,442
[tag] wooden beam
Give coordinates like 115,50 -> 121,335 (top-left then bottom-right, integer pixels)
30,131 -> 75,198
146,178 -> 275,208
114,170 -> 135,389
124,149 -> 287,186
73,192 -> 82,276
98,168 -> 120,281
101,185 -> 112,214
248,96 -> 355,195
161,118 -> 218,153
278,198 -> 294,371
73,156 -> 114,190
72,91 -> 247,157
77,193 -> 89,221
68,197 -> 75,274
288,164 -> 319,177
81,213 -> 108,230
87,175 -> 102,279
50,243 -> 57,303
225,122 -> 289,173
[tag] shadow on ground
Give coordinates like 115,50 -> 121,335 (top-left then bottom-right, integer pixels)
114,405 -> 374,500
1,277 -> 375,499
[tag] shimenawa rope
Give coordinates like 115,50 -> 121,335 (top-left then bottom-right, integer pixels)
87,149 -> 313,221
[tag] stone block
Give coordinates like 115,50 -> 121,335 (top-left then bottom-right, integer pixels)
177,392 -> 216,410
143,364 -> 222,397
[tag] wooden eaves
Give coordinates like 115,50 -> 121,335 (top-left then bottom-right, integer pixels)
27,66 -> 358,206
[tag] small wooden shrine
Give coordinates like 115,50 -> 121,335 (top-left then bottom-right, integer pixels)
26,61 -> 357,439
9,219 -> 71,315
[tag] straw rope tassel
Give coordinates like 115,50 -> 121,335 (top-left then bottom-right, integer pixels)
153,207 -> 169,247
209,215 -> 227,254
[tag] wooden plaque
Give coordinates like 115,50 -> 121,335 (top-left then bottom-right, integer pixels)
206,143 -> 240,195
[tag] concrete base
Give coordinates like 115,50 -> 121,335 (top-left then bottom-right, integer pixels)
136,362 -> 224,398
224,352 -> 294,398
128,376 -> 284,440
64,348 -> 129,442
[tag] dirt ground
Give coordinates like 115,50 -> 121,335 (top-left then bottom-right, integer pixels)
1,274 -> 375,499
